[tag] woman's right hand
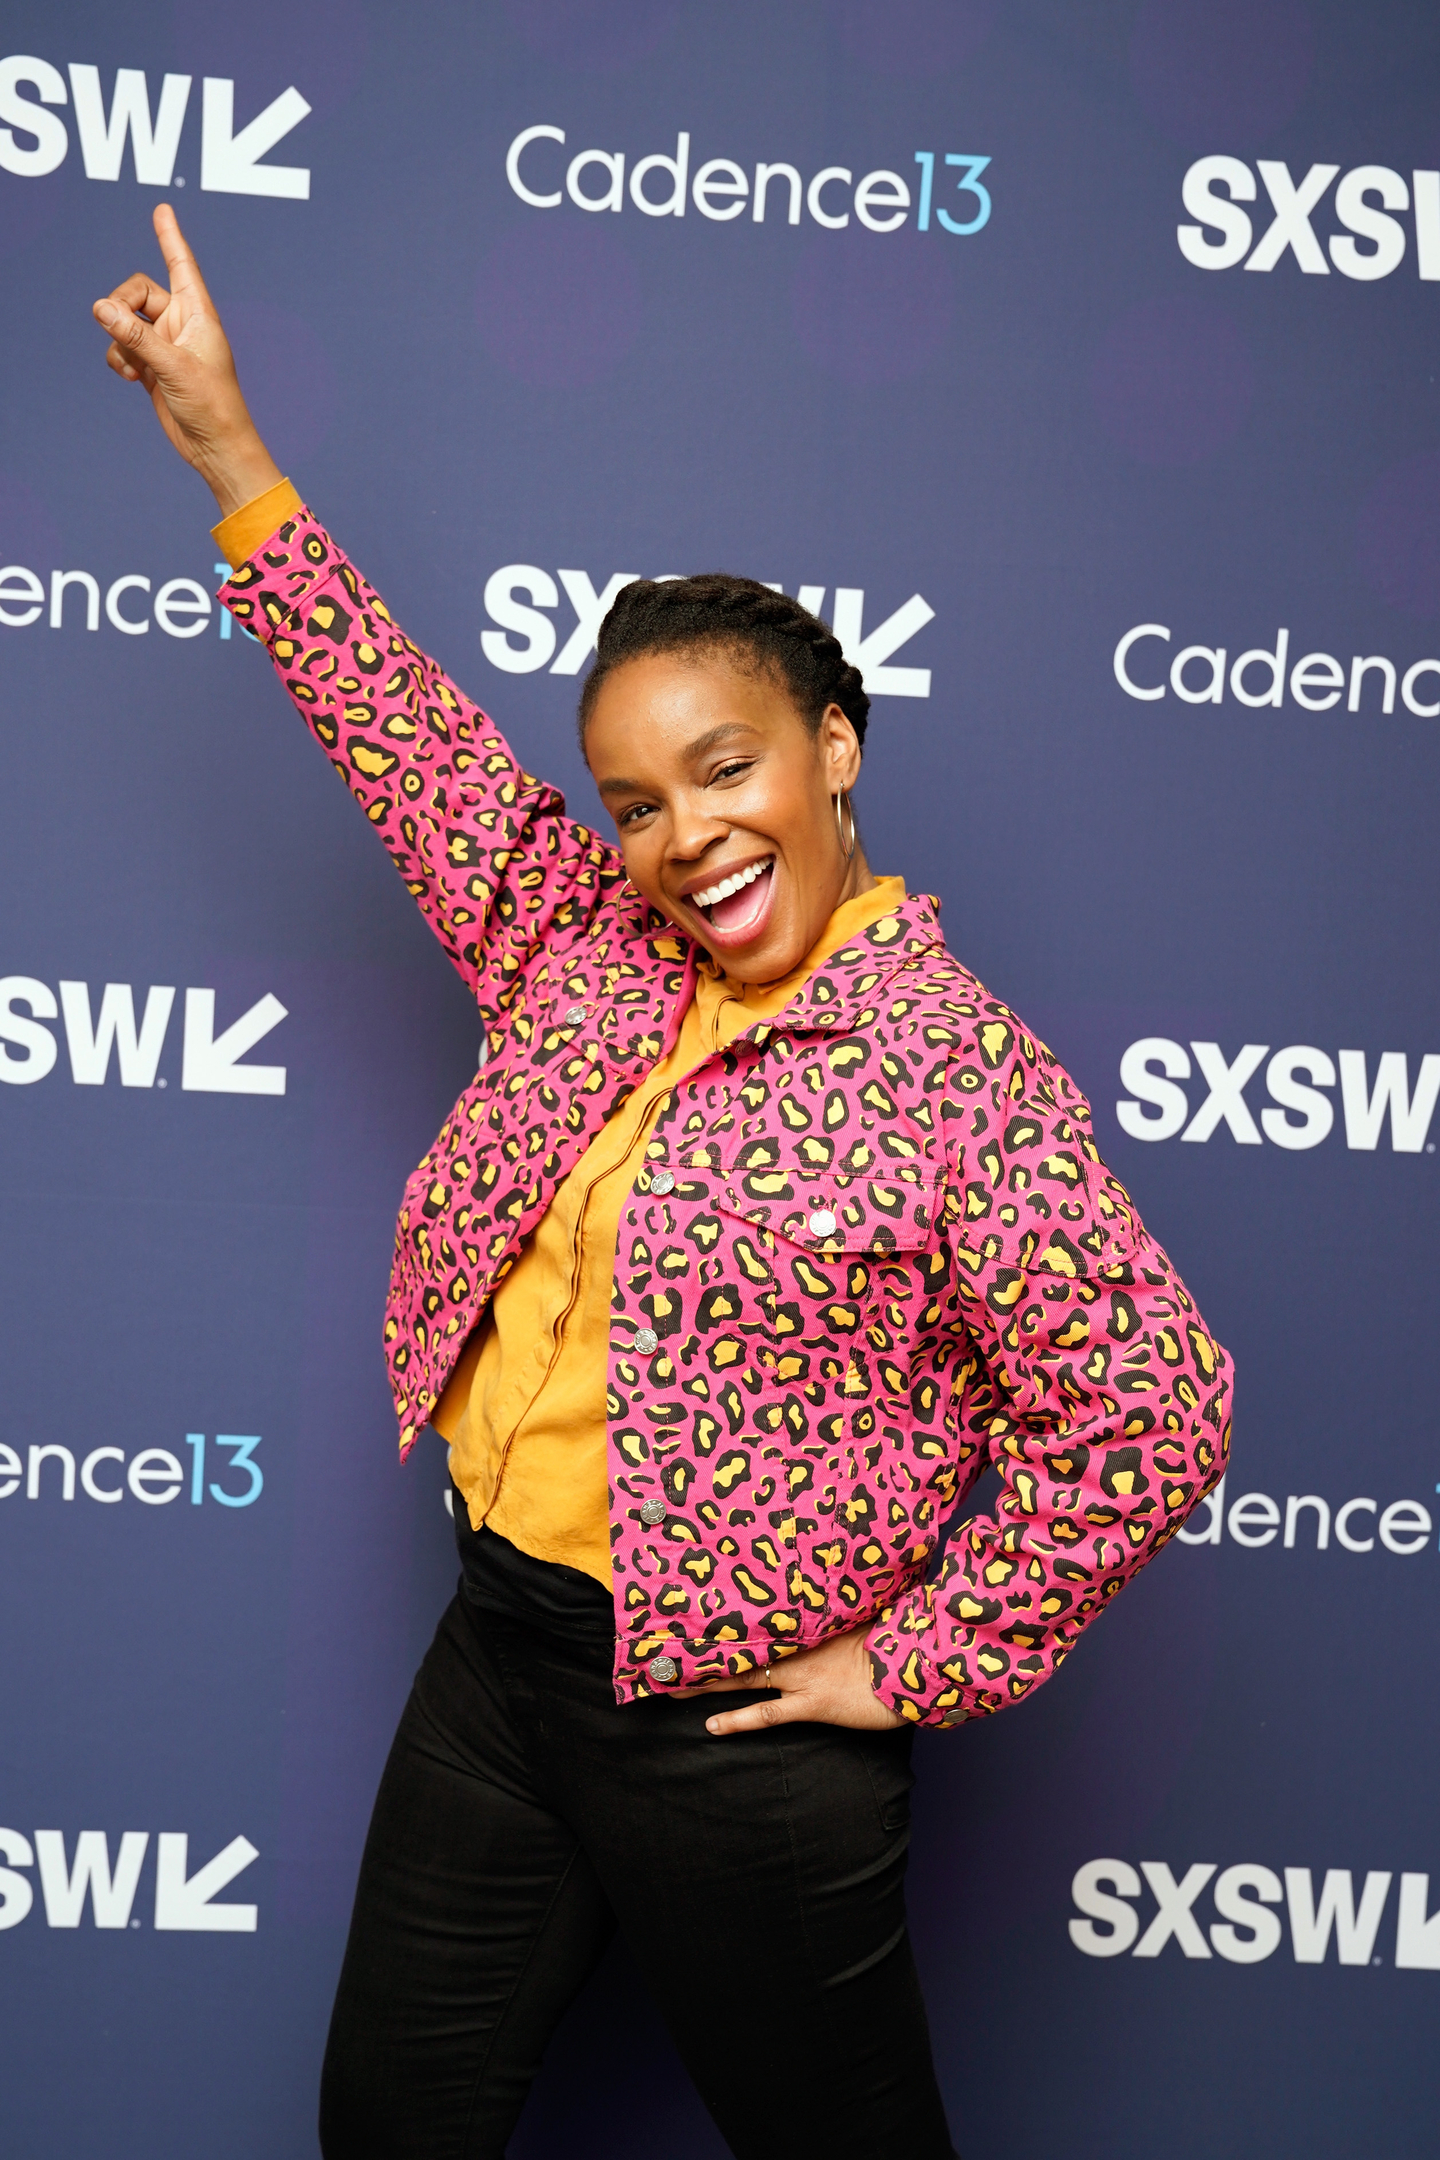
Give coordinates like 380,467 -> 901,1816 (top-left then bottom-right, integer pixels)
92,203 -> 283,519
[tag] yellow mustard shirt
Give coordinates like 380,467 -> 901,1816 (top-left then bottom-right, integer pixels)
434,877 -> 907,1587
210,485 -> 905,1594
213,477 -> 305,564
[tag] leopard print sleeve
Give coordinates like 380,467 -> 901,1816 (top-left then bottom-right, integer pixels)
864,1016 -> 1232,1728
220,506 -> 622,998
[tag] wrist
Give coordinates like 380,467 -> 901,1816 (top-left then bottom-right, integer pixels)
849,1626 -> 880,1696
200,428 -> 283,519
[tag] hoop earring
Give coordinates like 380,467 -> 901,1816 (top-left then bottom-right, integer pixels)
834,788 -> 857,861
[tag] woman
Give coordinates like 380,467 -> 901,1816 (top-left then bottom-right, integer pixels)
92,208 -> 1230,2160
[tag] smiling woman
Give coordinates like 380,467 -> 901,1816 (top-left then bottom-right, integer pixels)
90,201 -> 1230,2160
581,571 -> 873,975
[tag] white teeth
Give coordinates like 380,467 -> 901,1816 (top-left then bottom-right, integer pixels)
692,857 -> 773,910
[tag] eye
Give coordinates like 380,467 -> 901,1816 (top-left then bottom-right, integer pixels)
710,759 -> 754,786
618,801 -> 656,829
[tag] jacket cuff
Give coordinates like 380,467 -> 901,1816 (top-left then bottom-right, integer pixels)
865,1609 -> 975,1729
218,505 -> 357,657
211,478 -> 304,570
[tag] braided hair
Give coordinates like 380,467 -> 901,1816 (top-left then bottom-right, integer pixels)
577,573 -> 870,753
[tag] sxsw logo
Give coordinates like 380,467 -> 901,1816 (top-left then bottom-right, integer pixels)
482,569 -> 936,698
1071,1859 -> 1440,1970
1177,156 -> 1440,281
1116,1041 -> 1439,1153
0,979 -> 288,1095
0,56 -> 309,198
0,1827 -> 257,1934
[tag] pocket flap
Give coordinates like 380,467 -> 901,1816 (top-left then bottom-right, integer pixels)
713,1156 -> 942,1255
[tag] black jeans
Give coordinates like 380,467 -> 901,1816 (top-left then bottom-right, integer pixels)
319,1591 -> 956,2159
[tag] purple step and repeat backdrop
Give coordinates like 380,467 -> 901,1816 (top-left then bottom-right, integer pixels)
2,3 -> 1438,2154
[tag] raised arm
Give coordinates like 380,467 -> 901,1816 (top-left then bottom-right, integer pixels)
220,506 -> 615,991
92,206 -> 621,994
92,202 -> 284,515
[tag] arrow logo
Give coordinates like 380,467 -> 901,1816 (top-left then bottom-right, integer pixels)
790,586 -> 936,696
182,989 -> 288,1095
201,78 -> 311,200
153,1833 -> 259,1932
830,589 -> 936,698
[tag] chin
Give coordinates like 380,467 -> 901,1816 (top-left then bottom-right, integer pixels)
725,925 -> 803,982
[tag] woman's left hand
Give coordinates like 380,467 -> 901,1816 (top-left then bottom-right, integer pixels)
675,1627 -> 904,1736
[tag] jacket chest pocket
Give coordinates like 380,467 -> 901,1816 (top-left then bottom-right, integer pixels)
703,1143 -> 944,1371
522,985 -> 668,1084
687,1149 -> 944,1625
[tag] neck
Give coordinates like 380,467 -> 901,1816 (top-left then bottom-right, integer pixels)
838,847 -> 878,906
734,853 -> 884,989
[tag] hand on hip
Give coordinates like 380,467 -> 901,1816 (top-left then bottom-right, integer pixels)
676,1625 -> 904,1736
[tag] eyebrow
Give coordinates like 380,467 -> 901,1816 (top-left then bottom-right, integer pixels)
682,721 -> 752,760
595,721 -> 755,798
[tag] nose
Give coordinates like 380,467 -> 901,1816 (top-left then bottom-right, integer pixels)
666,794 -> 730,864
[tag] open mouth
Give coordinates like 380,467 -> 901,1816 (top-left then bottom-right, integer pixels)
688,856 -> 776,944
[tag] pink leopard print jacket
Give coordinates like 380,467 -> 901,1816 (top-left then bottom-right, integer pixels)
222,509 -> 1231,1725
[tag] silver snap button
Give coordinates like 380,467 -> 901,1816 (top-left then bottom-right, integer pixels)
639,1498 -> 666,1526
648,1654 -> 679,1684
808,1209 -> 837,1237
650,1169 -> 675,1195
634,1327 -> 658,1355
563,1003 -> 586,1025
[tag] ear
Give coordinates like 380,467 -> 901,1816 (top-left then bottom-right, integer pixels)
816,702 -> 862,791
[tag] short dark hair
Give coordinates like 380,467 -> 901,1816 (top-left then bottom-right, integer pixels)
577,572 -> 870,752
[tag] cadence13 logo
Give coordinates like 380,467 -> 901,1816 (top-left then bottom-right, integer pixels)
506,124 -> 991,238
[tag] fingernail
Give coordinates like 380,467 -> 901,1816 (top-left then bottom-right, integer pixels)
95,301 -> 117,327
706,1718 -> 719,1734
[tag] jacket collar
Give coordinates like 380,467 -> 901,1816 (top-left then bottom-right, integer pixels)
613,886 -> 949,1046
752,889 -> 948,1041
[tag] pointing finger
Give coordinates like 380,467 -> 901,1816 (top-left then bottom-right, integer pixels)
153,201 -> 215,309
